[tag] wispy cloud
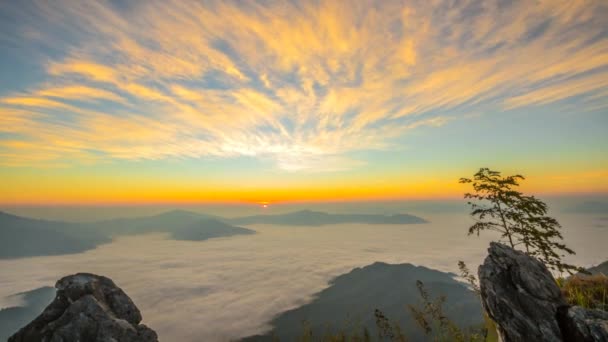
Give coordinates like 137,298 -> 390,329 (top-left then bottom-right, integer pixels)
1,0 -> 607,170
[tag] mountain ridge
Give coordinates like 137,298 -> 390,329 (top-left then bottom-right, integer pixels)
0,210 -> 254,259
0,211 -> 111,259
242,261 -> 481,341
230,209 -> 427,226
1,208 -> 425,259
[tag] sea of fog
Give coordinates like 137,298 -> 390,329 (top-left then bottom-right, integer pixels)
1,211 -> 607,341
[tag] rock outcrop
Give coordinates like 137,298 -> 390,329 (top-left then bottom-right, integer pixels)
560,306 -> 608,341
8,273 -> 157,342
479,242 -> 608,342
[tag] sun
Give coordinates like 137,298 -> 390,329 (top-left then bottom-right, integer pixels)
259,201 -> 269,209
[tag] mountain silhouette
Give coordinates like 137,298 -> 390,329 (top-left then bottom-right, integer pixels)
0,211 -> 110,259
92,210 -> 253,241
0,210 -> 254,259
230,210 -> 427,226
242,262 -> 482,341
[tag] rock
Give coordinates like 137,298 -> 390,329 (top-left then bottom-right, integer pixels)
8,273 -> 157,342
479,242 -> 608,342
479,242 -> 567,341
559,306 -> 608,342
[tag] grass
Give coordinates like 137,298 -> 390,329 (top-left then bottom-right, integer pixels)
558,274 -> 608,311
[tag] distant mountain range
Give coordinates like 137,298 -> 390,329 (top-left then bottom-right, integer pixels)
565,201 -> 608,214
0,210 -> 254,259
0,286 -> 56,341
229,210 -> 427,226
242,262 -> 483,341
0,209 -> 426,259
91,210 -> 254,241
587,260 -> 608,275
0,211 -> 111,259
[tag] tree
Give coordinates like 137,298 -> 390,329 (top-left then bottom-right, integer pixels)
459,168 -> 581,274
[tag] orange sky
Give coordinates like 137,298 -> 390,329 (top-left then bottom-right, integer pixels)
0,0 -> 607,205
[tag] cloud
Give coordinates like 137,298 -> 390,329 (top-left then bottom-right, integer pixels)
35,85 -> 125,104
0,223 -> 506,341
0,212 -> 605,341
1,0 -> 607,170
48,60 -> 118,83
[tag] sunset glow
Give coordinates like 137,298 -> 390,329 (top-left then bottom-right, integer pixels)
1,0 -> 607,204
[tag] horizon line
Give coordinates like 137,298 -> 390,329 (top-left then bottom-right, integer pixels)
1,191 -> 606,207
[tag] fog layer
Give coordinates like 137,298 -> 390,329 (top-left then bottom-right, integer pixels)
1,213 -> 606,341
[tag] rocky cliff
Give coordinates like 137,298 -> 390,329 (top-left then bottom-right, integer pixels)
479,242 -> 608,342
8,273 -> 157,342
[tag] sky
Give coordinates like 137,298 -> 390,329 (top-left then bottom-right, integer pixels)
0,0 -> 607,205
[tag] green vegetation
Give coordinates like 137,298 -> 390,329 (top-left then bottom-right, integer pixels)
558,274 -> 608,311
296,318 -> 374,342
460,168 -> 582,274
293,277 -> 492,341
407,281 -> 486,342
306,280 -> 488,342
456,261 -> 499,342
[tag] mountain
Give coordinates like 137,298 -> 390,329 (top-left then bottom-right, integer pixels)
565,201 -> 608,214
587,260 -> 608,275
0,286 -> 56,341
0,210 -> 255,259
93,210 -> 255,241
0,211 -> 111,259
242,262 -> 482,341
230,210 -> 427,226
92,210 -> 221,232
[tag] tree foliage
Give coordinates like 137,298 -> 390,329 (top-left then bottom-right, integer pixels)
460,168 -> 581,273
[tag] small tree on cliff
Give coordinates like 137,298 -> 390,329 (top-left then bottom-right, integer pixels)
460,168 -> 581,274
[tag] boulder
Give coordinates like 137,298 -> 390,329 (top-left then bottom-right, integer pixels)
559,306 -> 608,342
479,242 -> 566,341
479,242 -> 608,342
8,273 -> 157,342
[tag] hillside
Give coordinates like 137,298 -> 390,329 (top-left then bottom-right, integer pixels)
587,260 -> 608,275
0,211 -> 110,259
231,210 -> 427,226
0,210 -> 254,259
92,210 -> 255,241
243,262 -> 482,341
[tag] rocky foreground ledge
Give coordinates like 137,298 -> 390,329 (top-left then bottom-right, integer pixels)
9,273 -> 157,342
479,242 -> 608,342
